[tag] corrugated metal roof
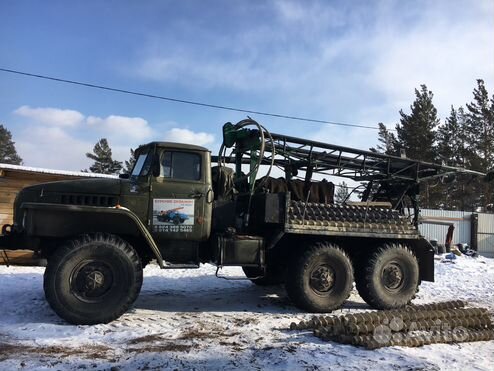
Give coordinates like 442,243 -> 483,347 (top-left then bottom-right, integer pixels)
0,163 -> 118,178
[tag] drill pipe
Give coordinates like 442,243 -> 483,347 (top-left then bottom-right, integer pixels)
350,329 -> 494,349
289,301 -> 473,331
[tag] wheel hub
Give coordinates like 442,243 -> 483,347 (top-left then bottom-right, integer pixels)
310,265 -> 335,293
86,270 -> 105,289
382,263 -> 404,290
71,261 -> 113,301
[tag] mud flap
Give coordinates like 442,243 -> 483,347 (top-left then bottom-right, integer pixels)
414,238 -> 435,282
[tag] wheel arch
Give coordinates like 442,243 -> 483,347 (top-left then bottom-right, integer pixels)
275,233 -> 434,283
21,202 -> 164,267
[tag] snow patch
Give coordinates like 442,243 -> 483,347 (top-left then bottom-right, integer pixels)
0,256 -> 493,370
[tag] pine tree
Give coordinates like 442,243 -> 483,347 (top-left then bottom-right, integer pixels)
436,107 -> 473,209
85,138 -> 122,174
464,79 -> 494,210
396,85 -> 440,162
437,107 -> 466,167
124,148 -> 137,174
395,85 -> 440,208
0,124 -> 23,165
370,123 -> 398,155
335,181 -> 349,204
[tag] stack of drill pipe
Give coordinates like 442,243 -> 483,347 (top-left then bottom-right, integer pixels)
350,329 -> 494,349
287,201 -> 413,232
289,300 -> 494,349
289,300 -> 467,331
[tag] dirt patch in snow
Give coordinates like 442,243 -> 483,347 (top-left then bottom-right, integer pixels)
127,334 -> 165,345
127,342 -> 192,353
0,342 -> 113,361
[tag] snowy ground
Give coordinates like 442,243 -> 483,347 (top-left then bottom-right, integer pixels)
1,255 -> 493,371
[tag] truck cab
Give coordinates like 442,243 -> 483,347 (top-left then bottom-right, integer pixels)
123,142 -> 213,265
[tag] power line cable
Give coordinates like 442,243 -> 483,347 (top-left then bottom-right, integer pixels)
0,67 -> 383,130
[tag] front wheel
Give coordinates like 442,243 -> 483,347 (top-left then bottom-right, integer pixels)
355,243 -> 419,309
44,233 -> 143,325
285,242 -> 353,312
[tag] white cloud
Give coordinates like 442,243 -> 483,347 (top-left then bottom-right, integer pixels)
15,126 -> 92,170
164,128 -> 214,146
365,0 -> 494,118
86,115 -> 153,143
14,106 -> 85,127
11,106 -> 156,170
132,0 -> 493,127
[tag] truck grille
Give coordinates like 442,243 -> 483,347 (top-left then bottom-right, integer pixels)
60,194 -> 117,207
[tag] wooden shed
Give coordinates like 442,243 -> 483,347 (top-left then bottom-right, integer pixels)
0,163 -> 116,226
0,163 -> 116,265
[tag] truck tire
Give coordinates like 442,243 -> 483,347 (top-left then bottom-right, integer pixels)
43,233 -> 143,325
285,242 -> 353,312
173,215 -> 180,225
355,243 -> 418,310
242,265 -> 286,286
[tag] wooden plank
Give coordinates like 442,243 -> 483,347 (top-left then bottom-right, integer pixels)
0,195 -> 15,205
0,215 -> 13,225
0,250 -> 45,266
0,184 -> 36,192
2,171 -> 79,182
0,206 -> 13,215
0,199 -> 15,207
0,180 -> 43,188
0,186 -> 28,194
0,191 -> 19,202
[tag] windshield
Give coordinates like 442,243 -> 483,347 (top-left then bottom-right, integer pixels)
131,152 -> 152,177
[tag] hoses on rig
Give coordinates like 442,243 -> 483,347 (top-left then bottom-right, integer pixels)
217,118 -> 275,194
217,118 -> 276,228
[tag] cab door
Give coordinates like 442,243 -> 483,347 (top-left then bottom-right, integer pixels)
149,148 -> 212,247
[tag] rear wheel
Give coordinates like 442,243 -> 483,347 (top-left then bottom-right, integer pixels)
285,242 -> 353,312
44,233 -> 143,325
355,243 -> 419,309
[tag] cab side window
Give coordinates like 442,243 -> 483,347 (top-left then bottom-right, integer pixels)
160,151 -> 201,181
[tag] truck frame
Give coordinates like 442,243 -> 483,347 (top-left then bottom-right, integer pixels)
0,119 -> 487,324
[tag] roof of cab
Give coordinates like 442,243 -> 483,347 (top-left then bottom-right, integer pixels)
137,142 -> 209,152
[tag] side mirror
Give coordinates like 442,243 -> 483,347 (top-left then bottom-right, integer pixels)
119,173 -> 130,179
152,154 -> 161,177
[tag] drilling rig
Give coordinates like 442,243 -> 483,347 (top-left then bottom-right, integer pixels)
0,119 -> 487,325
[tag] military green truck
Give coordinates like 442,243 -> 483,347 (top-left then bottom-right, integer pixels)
0,119 -> 486,325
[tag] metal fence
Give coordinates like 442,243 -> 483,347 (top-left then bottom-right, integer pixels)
418,209 -> 494,258
477,213 -> 494,258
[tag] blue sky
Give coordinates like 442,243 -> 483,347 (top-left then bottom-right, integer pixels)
0,0 -> 493,171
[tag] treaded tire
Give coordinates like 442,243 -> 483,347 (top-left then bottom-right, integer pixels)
285,242 -> 353,312
44,233 -> 143,325
242,265 -> 286,286
355,243 -> 418,310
